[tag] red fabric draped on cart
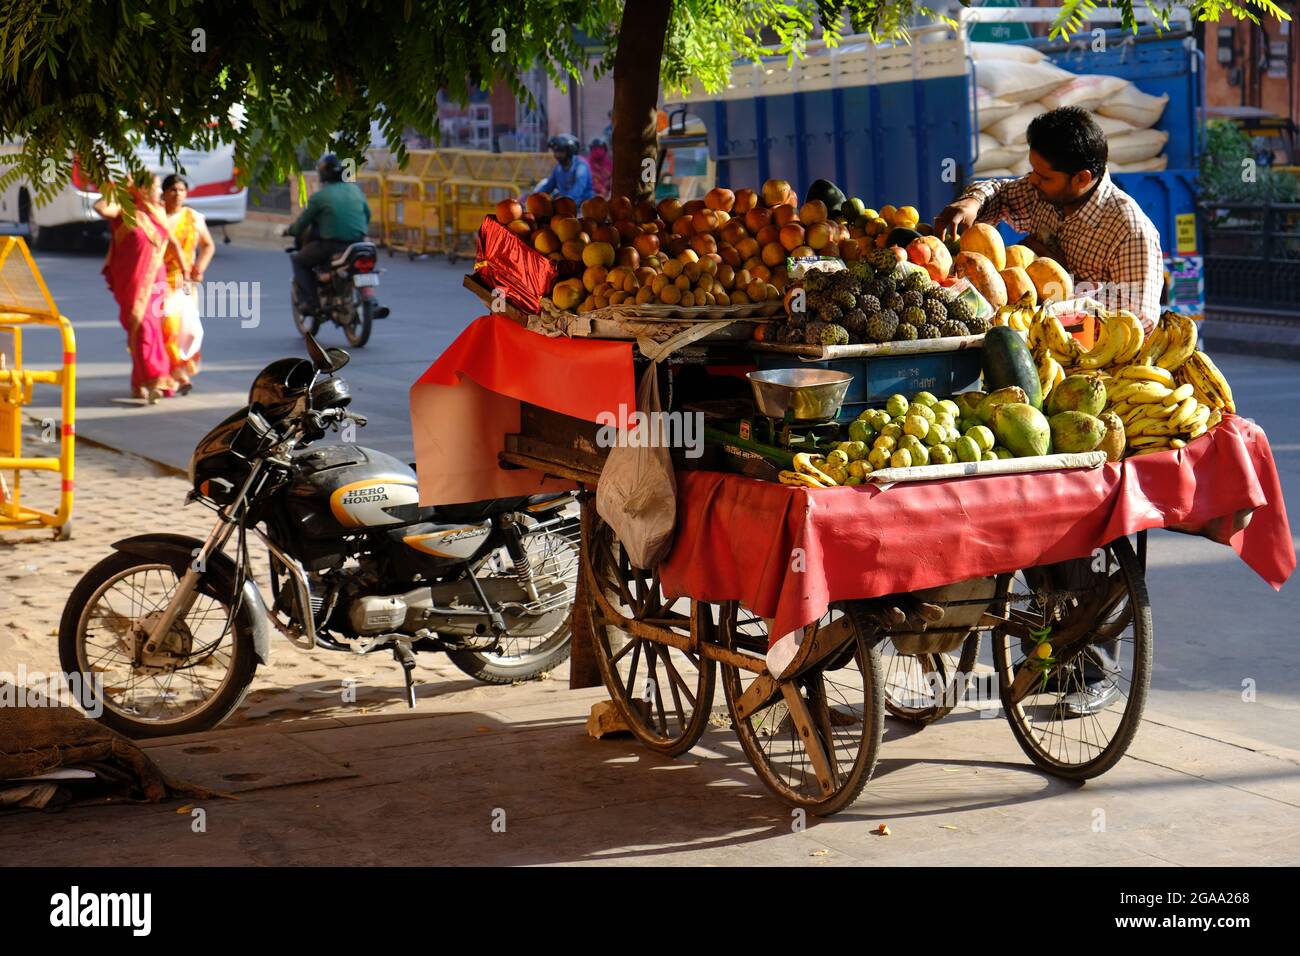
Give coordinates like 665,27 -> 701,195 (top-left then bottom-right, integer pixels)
409,314 -> 635,505
659,414 -> 1294,672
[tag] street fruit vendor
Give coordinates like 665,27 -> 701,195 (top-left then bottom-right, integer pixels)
936,106 -> 1163,332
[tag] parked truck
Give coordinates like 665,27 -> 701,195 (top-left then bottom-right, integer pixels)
664,6 -> 1205,317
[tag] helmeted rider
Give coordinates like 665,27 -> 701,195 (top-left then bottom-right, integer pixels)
288,153 -> 371,314
536,134 -> 594,205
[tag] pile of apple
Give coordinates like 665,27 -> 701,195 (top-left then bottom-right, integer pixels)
493,180 -> 864,314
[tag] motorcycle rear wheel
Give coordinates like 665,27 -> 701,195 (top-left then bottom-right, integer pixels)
447,524 -> 579,683
343,291 -> 372,347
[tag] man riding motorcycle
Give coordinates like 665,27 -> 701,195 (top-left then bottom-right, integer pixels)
288,153 -> 371,315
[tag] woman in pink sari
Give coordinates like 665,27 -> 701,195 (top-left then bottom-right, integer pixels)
94,176 -> 182,403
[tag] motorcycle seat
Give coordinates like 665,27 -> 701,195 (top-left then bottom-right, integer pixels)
434,493 -> 571,524
330,241 -> 377,266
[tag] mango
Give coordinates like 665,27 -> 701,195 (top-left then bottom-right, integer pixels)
1046,374 -> 1108,418
976,386 -> 1028,424
992,403 -> 1052,458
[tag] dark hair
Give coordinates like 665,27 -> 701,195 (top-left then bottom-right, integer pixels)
161,173 -> 188,191
1027,107 -> 1108,180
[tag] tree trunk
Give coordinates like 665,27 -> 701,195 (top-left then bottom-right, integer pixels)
611,0 -> 672,201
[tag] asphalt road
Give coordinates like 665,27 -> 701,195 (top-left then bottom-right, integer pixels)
17,237 -> 484,471
10,236 -> 1300,751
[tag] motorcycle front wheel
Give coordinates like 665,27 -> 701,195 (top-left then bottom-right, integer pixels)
447,523 -> 579,684
58,550 -> 259,738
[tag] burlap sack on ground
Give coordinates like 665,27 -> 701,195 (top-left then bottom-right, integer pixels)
0,683 -> 217,807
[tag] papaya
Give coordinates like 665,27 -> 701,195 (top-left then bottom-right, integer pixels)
982,326 -> 1043,409
1000,267 -> 1037,307
959,223 -> 1007,271
1005,244 -> 1036,270
907,235 -> 952,280
954,251 -> 1008,309
1026,257 -> 1073,304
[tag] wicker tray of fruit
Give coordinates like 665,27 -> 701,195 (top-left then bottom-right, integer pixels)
534,296 -> 783,341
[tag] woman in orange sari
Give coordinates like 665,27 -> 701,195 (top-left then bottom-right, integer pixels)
94,176 -> 182,403
161,174 -> 215,394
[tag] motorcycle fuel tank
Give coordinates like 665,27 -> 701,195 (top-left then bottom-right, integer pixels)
286,445 -> 422,538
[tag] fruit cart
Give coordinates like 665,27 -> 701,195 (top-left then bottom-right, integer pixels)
410,186 -> 1293,815
412,301 -> 1293,815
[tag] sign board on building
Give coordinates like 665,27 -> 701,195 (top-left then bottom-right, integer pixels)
968,0 -> 1034,44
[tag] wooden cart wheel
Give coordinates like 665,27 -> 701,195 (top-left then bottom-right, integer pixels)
581,504 -> 716,757
881,632 -> 980,725
717,601 -> 885,816
990,536 -> 1152,780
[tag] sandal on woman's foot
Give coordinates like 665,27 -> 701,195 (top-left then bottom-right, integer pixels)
147,388 -> 163,405
177,382 -> 193,396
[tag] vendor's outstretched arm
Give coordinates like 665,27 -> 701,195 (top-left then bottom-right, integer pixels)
936,176 -> 1036,238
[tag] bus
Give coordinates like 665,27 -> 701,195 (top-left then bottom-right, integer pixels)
0,141 -> 247,249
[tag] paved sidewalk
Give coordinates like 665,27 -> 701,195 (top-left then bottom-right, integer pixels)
2,430 -> 1299,864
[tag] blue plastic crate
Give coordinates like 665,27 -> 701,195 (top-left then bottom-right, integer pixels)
753,347 -> 984,414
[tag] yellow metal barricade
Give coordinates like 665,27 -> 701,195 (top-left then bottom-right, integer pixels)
363,148 -> 553,260
443,176 -> 539,261
0,237 -> 76,539
380,150 -> 437,256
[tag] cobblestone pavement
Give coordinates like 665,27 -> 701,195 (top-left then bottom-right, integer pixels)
0,423 -> 569,730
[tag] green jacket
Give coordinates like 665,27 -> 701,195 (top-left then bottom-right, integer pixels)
290,180 -> 371,241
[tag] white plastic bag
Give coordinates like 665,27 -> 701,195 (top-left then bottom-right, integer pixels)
595,363 -> 677,570
170,284 -> 204,362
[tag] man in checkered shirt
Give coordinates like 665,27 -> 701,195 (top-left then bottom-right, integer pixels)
936,106 -> 1164,332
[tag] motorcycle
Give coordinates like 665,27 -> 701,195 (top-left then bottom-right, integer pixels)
59,335 -> 579,737
288,233 -> 389,348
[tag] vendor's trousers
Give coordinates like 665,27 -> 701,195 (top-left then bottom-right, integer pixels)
292,239 -> 353,311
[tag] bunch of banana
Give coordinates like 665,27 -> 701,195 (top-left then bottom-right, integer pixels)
1075,309 -> 1145,370
1029,310 -> 1083,367
1139,311 -> 1199,371
995,293 -> 1038,332
1106,367 -> 1215,454
1032,343 -> 1066,403
1177,349 -> 1236,415
780,451 -> 846,487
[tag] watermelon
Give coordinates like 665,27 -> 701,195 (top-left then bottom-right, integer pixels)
981,326 -> 1042,410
